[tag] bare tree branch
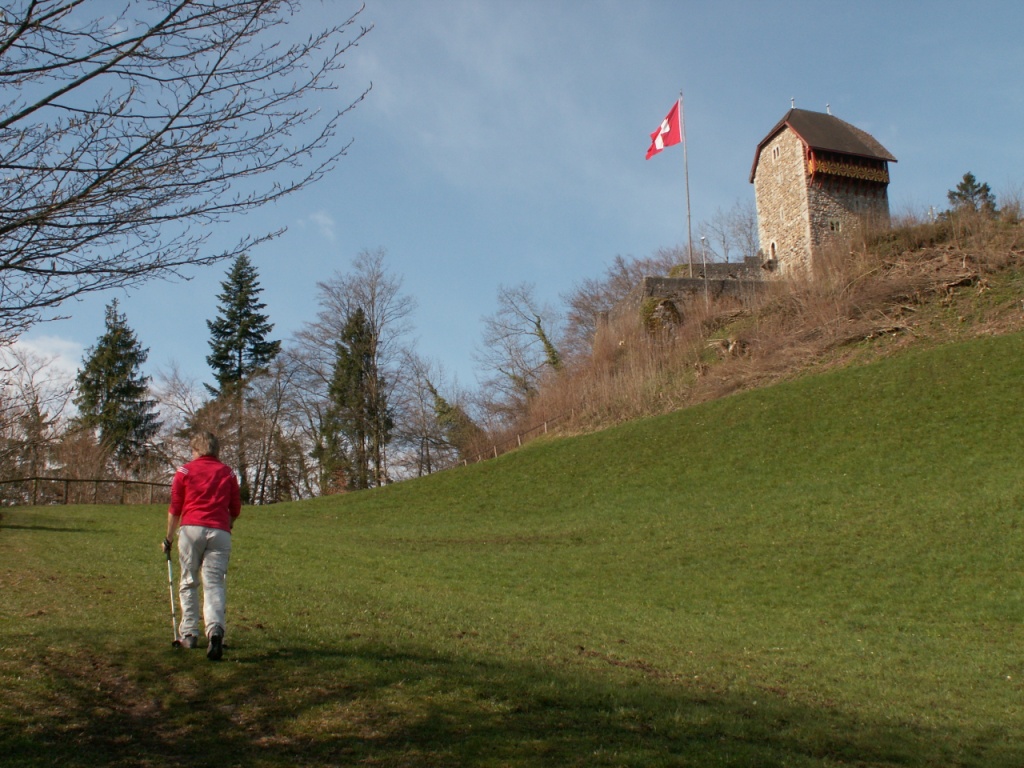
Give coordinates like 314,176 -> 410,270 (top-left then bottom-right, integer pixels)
293,247 -> 417,488
560,251 -> 680,360
0,0 -> 372,338
474,282 -> 562,423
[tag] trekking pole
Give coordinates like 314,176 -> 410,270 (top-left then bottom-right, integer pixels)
166,548 -> 182,648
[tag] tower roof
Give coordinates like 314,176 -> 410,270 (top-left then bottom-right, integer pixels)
749,108 -> 897,182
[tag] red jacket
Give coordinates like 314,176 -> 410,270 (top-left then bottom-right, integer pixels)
169,455 -> 241,532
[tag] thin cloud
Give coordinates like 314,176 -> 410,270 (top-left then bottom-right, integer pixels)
301,210 -> 338,242
357,3 -> 614,189
6,334 -> 83,383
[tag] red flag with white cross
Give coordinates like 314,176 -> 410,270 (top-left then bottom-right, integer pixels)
646,100 -> 682,159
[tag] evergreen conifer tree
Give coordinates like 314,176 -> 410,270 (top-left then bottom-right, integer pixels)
323,307 -> 393,490
206,254 -> 281,393
74,300 -> 161,468
947,172 -> 998,215
206,254 -> 280,502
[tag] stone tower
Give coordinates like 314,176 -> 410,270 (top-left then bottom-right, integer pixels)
749,108 -> 896,276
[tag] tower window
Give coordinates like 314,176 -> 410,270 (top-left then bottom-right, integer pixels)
829,218 -> 842,233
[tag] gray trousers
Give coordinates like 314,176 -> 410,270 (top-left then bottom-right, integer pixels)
177,525 -> 232,640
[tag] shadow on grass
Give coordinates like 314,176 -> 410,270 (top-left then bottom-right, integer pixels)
0,635 -> 1018,768
0,523 -> 96,533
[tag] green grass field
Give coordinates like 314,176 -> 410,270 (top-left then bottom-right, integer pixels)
4,333 -> 1024,766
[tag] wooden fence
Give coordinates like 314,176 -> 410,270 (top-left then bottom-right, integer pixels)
461,411 -> 570,466
2,411 -> 576,502
0,477 -> 172,507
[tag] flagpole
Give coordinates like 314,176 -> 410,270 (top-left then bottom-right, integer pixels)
680,91 -> 693,277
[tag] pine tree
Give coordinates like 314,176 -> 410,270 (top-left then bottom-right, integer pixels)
74,300 -> 161,468
323,308 -> 393,490
947,172 -> 998,215
206,254 -> 280,502
206,254 -> 281,393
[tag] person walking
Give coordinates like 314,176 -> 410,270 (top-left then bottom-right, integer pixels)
162,431 -> 241,660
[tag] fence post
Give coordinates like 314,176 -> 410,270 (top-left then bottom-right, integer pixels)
32,478 -> 38,506
63,480 -> 69,505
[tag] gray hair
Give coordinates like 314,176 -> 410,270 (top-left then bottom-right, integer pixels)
190,431 -> 219,458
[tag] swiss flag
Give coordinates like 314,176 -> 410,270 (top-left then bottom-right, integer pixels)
645,100 -> 682,159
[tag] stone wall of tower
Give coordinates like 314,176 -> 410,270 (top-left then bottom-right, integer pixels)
752,130 -> 811,277
806,176 -> 891,260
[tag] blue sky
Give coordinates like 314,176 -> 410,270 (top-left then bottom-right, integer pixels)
15,0 -> 1024,392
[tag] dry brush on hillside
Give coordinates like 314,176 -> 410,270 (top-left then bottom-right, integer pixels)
486,207 -> 1024,451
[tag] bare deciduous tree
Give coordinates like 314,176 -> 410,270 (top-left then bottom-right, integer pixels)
274,345 -> 332,494
561,251 -> 681,361
0,345 -> 73,487
728,198 -> 761,262
152,362 -> 208,469
294,248 -> 416,488
475,282 -> 563,424
246,357 -> 310,503
700,199 -> 760,264
0,1 -> 371,339
390,351 -> 477,477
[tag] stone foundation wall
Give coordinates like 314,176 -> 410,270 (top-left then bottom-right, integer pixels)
612,272 -> 764,326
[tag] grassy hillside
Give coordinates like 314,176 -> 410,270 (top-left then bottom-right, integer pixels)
4,332 -> 1024,766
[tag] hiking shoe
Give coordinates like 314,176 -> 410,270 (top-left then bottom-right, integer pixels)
207,632 -> 223,661
181,634 -> 198,649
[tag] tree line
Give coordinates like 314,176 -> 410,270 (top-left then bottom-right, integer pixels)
4,173 -> 995,503
0,219 -> 762,505
0,248 -> 484,504
0,1 -> 765,503
0,4 -> 1003,504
